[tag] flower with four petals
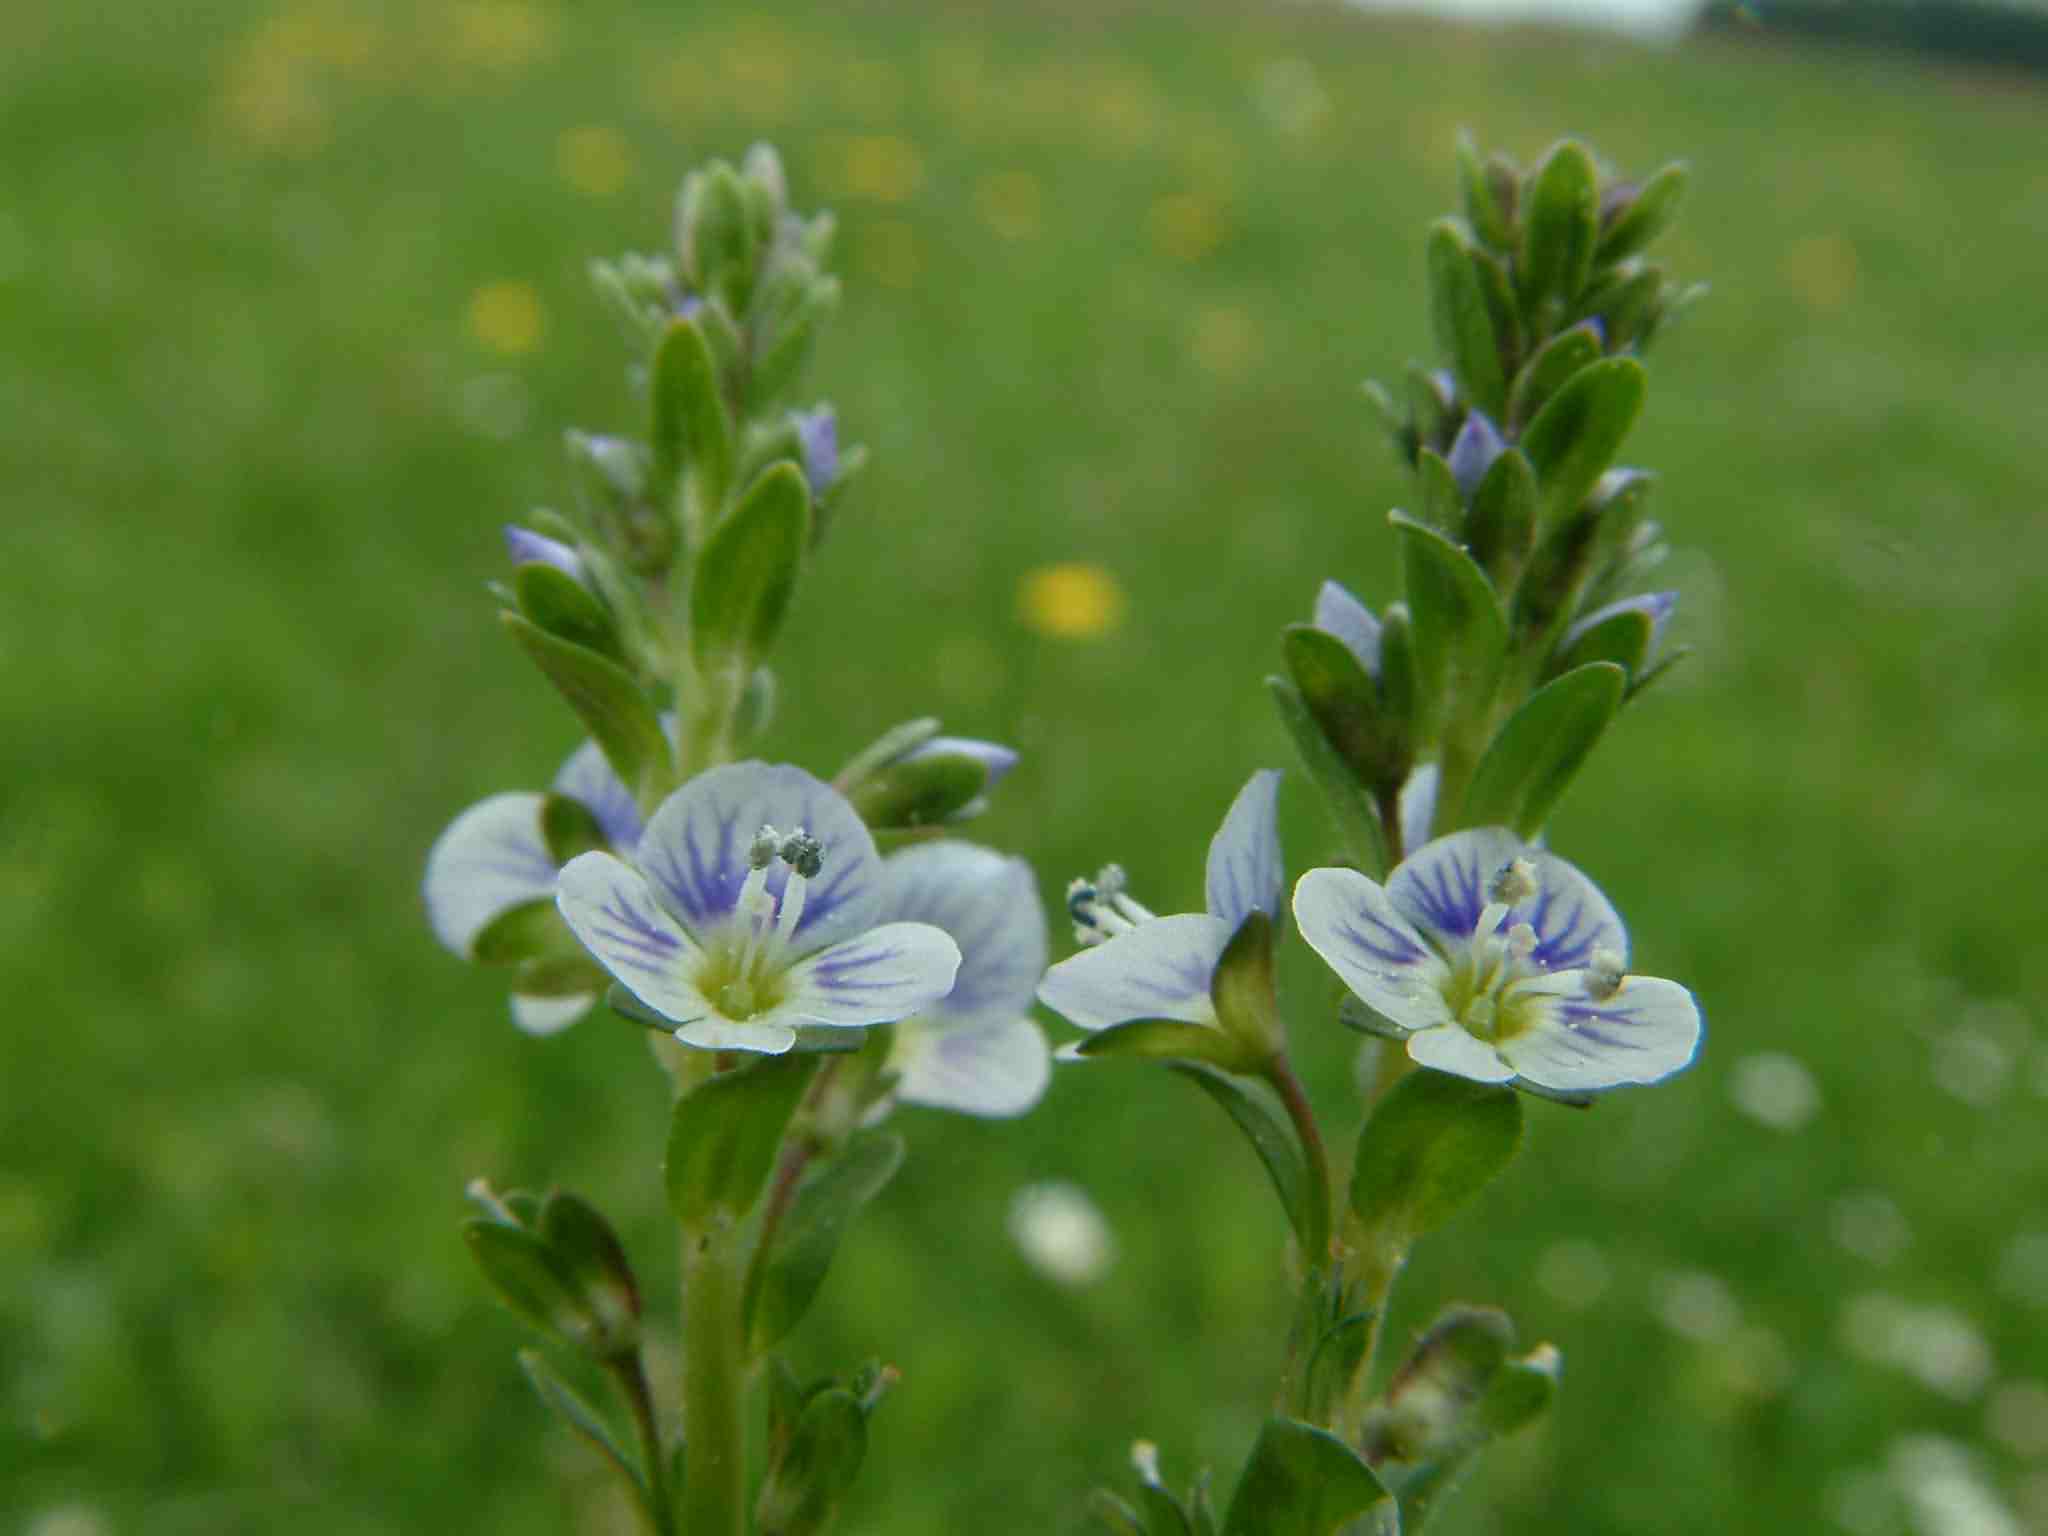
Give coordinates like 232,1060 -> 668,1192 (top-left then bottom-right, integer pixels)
554,763 -> 962,1055
1293,828 -> 1702,1093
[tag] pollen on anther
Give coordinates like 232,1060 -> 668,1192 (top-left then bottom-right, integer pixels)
1488,857 -> 1539,907
780,829 -> 824,879
748,825 -> 782,869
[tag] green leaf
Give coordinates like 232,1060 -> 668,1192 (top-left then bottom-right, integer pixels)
501,612 -> 668,800
1556,605 -> 1654,680
540,792 -> 610,866
1518,141 -> 1599,311
1375,607 -> 1420,754
1462,448 -> 1537,592
1391,513 -> 1509,744
538,1191 -> 640,1348
1460,663 -> 1625,838
1455,133 -> 1513,249
651,315 -> 734,516
689,163 -> 760,313
690,462 -> 812,682
756,1387 -> 869,1536
464,1220 -> 587,1341
1075,1018 -> 1261,1075
471,897 -> 575,966
754,276 -> 840,407
514,562 -> 624,663
1475,1347 -> 1560,1438
1506,324 -> 1603,435
846,751 -> 989,830
1169,1062 -> 1310,1250
1425,221 -> 1506,419
1088,1491 -> 1150,1536
1414,449 -> 1462,532
1349,1070 -> 1523,1244
1518,357 -> 1646,527
1469,247 -> 1523,384
1282,626 -> 1397,788
1222,1417 -> 1394,1536
517,1350 -> 650,1505
666,1055 -> 819,1232
1627,644 -> 1689,702
1210,913 -> 1283,1060
747,1133 -> 906,1352
1597,161 -> 1688,265
1267,676 -> 1387,875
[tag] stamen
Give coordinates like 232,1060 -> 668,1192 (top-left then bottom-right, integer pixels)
1506,922 -> 1537,963
779,829 -> 823,879
1065,864 -> 1156,946
1583,946 -> 1626,1000
1488,857 -> 1538,907
748,825 -> 782,870
1471,900 -> 1511,947
772,871 -> 808,951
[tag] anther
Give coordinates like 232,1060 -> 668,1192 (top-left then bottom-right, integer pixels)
1583,946 -> 1626,1000
747,825 -> 782,870
1488,857 -> 1538,907
779,829 -> 824,879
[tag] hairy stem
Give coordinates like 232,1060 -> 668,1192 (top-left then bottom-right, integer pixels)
679,1225 -> 748,1536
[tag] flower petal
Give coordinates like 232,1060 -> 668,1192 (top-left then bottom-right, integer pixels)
904,736 -> 1020,794
892,1014 -> 1051,1117
1035,912 -> 1232,1031
511,993 -> 592,1037
1313,579 -> 1381,675
635,762 -> 883,952
1293,867 -> 1454,1033
555,851 -> 709,1023
1498,972 -> 1702,1091
505,525 -> 584,579
423,793 -> 556,958
777,922 -> 963,1029
1206,769 -> 1284,931
1398,762 -> 1439,860
676,1016 -> 797,1055
1561,591 -> 1679,657
1405,1024 -> 1516,1083
552,740 -> 645,851
879,842 -> 1046,1028
1446,410 -> 1505,502
1388,830 -> 1626,969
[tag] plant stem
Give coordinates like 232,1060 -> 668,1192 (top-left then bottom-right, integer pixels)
610,1352 -> 678,1536
679,1224 -> 748,1536
1266,1051 -> 1336,1415
1334,1237 -> 1406,1444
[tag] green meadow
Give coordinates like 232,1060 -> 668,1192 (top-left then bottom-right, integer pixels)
6,1 -> 2048,1530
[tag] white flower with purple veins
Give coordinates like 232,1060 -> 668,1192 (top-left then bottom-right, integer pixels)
555,763 -> 962,1056
1036,771 -> 1282,1040
1293,828 -> 1702,1092
873,843 -> 1050,1117
423,739 -> 647,1035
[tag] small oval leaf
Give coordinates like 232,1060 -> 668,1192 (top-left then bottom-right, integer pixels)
1459,662 -> 1625,838
1350,1070 -> 1523,1243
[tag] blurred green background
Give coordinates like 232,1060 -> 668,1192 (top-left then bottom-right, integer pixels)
7,1 -> 2048,1531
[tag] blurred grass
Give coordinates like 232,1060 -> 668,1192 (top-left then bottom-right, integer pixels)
5,1 -> 2048,1532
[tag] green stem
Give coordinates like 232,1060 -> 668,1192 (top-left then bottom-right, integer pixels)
610,1353 -> 678,1536
1334,1237 -> 1407,1444
1266,1052 -> 1336,1414
679,1224 -> 748,1536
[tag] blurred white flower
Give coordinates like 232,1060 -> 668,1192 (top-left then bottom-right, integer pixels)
1728,1051 -> 1820,1131
1009,1181 -> 1112,1287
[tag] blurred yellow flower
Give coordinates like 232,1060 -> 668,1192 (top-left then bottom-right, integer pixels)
446,0 -> 553,77
841,135 -> 924,204
467,281 -> 545,355
860,219 -> 922,290
1019,563 -> 1126,640
717,20 -> 798,118
556,125 -> 634,199
1191,304 -> 1258,377
1148,191 -> 1227,264
1784,233 -> 1859,312
976,171 -> 1043,243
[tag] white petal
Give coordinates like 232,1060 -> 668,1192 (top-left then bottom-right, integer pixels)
1398,762 -> 1439,859
634,762 -> 882,953
511,993 -> 592,1036
879,842 -> 1046,1029
1205,770 -> 1284,931
1292,868 -> 1453,1033
675,1016 -> 797,1055
555,851 -> 709,1023
1498,972 -> 1703,1091
551,740 -> 645,851
1314,579 -> 1381,675
1035,912 -> 1231,1031
1388,829 -> 1627,971
423,793 -> 555,958
1405,1024 -> 1516,1083
893,1015 -> 1051,1117
777,922 -> 963,1029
